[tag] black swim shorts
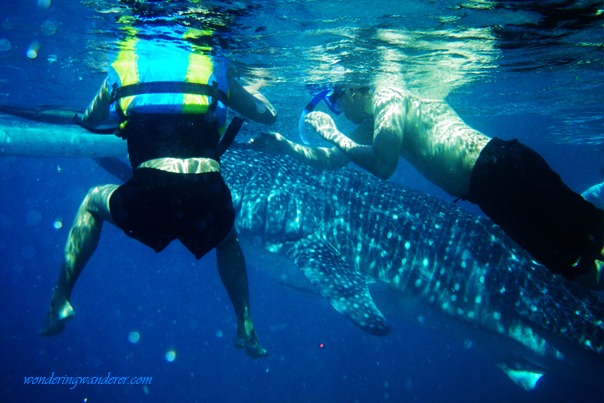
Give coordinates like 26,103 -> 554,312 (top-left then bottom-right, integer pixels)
467,138 -> 604,279
109,168 -> 235,259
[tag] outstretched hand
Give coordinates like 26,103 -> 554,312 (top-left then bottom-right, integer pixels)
305,111 -> 339,143
248,131 -> 285,154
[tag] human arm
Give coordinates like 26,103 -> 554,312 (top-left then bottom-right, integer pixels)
76,79 -> 118,133
249,131 -> 350,170
226,74 -> 277,125
582,181 -> 604,210
306,103 -> 404,180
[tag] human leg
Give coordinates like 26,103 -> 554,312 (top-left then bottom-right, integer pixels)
174,172 -> 266,356
215,229 -> 267,358
40,184 -> 117,336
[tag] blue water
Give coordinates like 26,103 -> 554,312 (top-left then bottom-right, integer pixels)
1,1 -> 603,402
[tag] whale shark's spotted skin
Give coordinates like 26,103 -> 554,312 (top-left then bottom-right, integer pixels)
222,146 -> 603,389
1,111 -> 602,389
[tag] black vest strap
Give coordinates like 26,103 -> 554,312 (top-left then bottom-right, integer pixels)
111,81 -> 229,124
111,81 -> 228,104
112,81 -> 228,105
217,116 -> 245,157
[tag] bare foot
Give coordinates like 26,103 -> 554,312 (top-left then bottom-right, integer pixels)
235,320 -> 268,358
39,295 -> 74,336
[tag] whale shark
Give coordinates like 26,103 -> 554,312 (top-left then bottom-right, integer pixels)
0,113 -> 602,390
222,145 -> 603,390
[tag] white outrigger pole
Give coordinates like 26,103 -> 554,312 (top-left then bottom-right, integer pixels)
0,104 -> 127,158
0,115 -> 126,158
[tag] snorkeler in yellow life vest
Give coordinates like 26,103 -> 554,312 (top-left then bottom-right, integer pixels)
109,38 -> 228,122
41,23 -> 277,359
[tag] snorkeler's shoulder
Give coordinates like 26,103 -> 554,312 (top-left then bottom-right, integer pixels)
373,85 -> 406,99
371,86 -> 408,111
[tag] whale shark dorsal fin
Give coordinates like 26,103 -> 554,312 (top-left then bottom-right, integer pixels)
289,237 -> 391,336
497,363 -> 544,390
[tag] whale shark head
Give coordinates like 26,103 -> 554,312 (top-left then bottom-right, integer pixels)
228,147 -> 326,246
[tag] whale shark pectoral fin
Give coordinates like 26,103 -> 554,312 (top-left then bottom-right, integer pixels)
496,362 -> 544,390
289,238 -> 391,336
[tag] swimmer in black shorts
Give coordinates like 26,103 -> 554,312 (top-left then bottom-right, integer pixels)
39,40 -> 277,358
251,85 -> 604,289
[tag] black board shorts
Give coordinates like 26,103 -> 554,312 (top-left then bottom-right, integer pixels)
467,138 -> 604,279
109,168 -> 235,259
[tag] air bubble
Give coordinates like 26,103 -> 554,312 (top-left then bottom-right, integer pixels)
165,349 -> 176,362
128,331 -> 140,344
26,41 -> 40,59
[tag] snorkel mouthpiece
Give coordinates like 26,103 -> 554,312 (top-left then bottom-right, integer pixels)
298,87 -> 343,144
305,89 -> 332,113
323,87 -> 344,115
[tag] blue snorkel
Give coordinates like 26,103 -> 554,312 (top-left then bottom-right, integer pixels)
298,88 -> 343,144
